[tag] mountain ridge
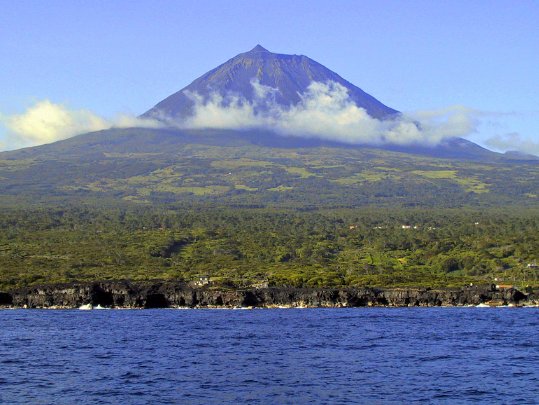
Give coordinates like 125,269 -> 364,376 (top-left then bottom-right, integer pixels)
142,45 -> 399,121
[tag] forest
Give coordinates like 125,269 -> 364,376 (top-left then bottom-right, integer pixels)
0,205 -> 537,291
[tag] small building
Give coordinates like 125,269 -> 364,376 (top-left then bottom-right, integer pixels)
251,280 -> 269,289
527,262 -> 538,269
193,275 -> 210,287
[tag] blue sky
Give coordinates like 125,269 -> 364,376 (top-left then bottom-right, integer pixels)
1,0 -> 538,152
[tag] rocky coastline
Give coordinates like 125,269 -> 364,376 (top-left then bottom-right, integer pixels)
0,281 -> 536,309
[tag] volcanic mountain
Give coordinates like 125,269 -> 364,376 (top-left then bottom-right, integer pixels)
143,44 -> 399,121
1,46 -> 537,208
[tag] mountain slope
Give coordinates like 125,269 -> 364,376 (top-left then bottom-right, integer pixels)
1,127 -> 538,208
143,45 -> 399,121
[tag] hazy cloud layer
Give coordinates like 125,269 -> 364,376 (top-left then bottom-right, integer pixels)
1,81 -> 484,151
182,80 -> 480,146
0,100 -> 162,150
485,132 -> 539,156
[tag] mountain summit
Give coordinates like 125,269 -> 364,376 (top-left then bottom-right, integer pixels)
143,45 -> 399,121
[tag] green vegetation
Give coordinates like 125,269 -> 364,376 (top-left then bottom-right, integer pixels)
1,206 -> 538,291
1,128 -> 538,208
1,129 -> 538,291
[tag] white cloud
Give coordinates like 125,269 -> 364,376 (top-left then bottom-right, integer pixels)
0,100 -> 162,150
408,106 -> 480,144
0,81 -> 484,151
485,132 -> 539,156
181,80 -> 481,146
111,114 -> 163,129
2,100 -> 108,147
251,79 -> 279,101
182,91 -> 259,130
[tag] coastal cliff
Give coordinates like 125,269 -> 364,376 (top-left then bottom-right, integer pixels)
0,281 -> 533,309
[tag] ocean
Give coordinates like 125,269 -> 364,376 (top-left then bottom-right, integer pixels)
1,308 -> 538,404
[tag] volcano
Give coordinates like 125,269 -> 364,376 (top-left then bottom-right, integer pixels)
1,46 -> 537,208
143,45 -> 399,122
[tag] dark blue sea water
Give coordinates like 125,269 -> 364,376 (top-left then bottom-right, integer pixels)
1,308 -> 538,404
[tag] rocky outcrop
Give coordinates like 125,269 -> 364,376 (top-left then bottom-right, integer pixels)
0,282 -> 533,309
0,292 -> 12,306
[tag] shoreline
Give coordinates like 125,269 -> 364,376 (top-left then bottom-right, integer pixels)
2,304 -> 539,310
0,281 -> 536,309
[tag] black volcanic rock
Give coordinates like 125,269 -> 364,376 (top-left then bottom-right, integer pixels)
0,292 -> 12,306
2,282 -> 533,308
143,45 -> 399,121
